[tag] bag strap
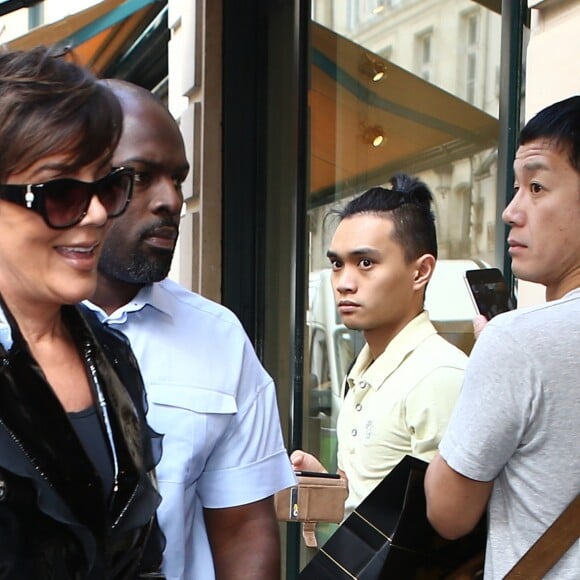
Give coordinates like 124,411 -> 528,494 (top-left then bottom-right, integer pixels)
504,493 -> 580,579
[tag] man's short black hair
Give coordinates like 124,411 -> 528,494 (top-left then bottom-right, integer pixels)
336,172 -> 438,262
519,95 -> 580,172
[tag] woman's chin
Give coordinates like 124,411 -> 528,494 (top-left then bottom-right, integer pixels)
55,278 -> 98,306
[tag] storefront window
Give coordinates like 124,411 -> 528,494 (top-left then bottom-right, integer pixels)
303,0 -> 504,548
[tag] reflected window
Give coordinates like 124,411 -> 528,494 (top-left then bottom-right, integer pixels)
415,29 -> 434,81
462,11 -> 481,104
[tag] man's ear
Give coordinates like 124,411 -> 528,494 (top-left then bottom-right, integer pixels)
413,254 -> 436,292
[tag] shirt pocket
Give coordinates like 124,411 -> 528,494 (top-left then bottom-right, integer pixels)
146,384 -> 237,484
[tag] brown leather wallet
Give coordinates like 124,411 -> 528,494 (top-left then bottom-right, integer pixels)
275,474 -> 347,523
275,474 -> 347,547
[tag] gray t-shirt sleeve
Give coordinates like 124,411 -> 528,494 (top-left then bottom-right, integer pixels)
439,319 -> 538,482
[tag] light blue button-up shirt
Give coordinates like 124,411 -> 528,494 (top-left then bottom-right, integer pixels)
85,278 -> 295,580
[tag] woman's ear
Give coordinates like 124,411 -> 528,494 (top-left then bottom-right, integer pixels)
413,254 -> 436,292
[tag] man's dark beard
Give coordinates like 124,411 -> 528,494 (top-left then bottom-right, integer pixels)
125,250 -> 173,284
99,244 -> 174,285
99,216 -> 179,285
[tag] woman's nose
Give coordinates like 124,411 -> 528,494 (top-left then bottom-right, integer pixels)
82,194 -> 108,227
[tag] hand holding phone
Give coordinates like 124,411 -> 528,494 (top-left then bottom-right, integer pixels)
464,268 -> 515,321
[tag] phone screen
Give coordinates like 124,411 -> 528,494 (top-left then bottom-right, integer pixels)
465,268 -> 514,320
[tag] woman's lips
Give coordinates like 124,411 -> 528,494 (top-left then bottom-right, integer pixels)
56,242 -> 99,271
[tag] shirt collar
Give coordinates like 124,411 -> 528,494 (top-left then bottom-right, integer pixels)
138,281 -> 175,317
83,280 -> 174,324
346,310 -> 437,392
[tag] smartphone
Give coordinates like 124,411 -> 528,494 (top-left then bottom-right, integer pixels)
464,268 -> 515,320
293,471 -> 341,479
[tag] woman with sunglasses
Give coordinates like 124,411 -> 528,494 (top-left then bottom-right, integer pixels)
0,47 -> 164,578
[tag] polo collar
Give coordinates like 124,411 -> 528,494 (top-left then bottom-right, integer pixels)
346,311 -> 438,393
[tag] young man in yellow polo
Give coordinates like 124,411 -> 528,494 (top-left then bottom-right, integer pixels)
292,173 -> 467,515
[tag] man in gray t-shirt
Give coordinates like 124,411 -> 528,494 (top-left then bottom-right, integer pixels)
424,96 -> 580,579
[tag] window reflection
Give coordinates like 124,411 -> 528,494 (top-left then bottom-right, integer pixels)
304,0 -> 504,551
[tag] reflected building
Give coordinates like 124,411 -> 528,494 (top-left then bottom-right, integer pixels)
308,0 -> 511,270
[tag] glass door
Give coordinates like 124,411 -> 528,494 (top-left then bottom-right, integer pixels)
303,0 -> 506,551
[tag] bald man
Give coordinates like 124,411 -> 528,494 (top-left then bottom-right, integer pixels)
85,80 -> 295,580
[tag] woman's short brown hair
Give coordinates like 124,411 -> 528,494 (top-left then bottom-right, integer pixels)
0,45 -> 123,180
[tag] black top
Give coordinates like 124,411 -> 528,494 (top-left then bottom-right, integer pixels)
0,300 -> 164,578
68,406 -> 114,500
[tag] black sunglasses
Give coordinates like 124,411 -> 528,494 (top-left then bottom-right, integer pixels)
0,166 -> 134,229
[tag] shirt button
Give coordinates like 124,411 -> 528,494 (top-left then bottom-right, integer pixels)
351,429 -> 357,437
355,404 -> 362,412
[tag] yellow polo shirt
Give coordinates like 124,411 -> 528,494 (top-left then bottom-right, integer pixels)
337,311 -> 467,515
